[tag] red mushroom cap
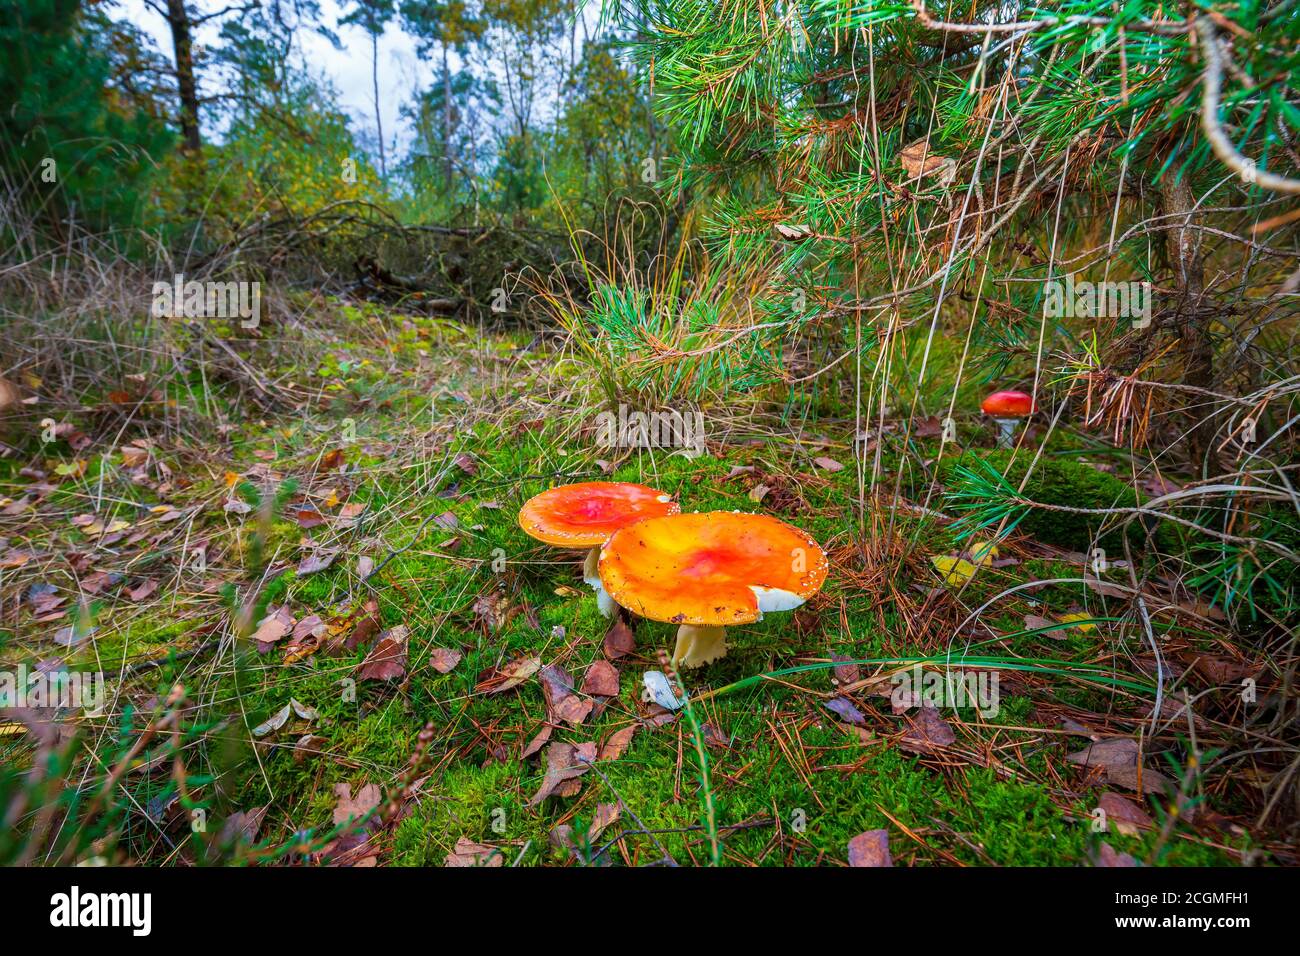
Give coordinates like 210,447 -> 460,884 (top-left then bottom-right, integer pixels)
518,481 -> 678,548
981,390 -> 1034,417
598,512 -> 828,627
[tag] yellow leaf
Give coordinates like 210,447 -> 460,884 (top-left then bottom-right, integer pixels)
931,554 -> 979,586
967,539 -> 999,566
1057,612 -> 1097,633
225,471 -> 240,487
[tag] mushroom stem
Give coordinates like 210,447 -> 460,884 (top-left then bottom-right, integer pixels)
993,418 -> 1019,448
672,624 -> 729,669
583,547 -> 615,619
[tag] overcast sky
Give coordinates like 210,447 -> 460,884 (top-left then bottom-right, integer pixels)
115,0 -> 452,154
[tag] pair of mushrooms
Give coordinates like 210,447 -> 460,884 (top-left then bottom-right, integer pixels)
519,482 -> 828,669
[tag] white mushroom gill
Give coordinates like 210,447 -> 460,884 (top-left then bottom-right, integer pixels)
583,547 -> 615,619
749,585 -> 806,615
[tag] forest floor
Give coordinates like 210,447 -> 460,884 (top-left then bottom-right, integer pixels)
0,298 -> 1286,866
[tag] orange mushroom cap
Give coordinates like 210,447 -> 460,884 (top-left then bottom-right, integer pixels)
518,481 -> 678,548
981,390 -> 1034,417
598,512 -> 828,627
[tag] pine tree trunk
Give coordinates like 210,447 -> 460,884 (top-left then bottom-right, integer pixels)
1160,168 -> 1218,473
373,29 -> 386,182
442,43 -> 452,194
165,0 -> 202,153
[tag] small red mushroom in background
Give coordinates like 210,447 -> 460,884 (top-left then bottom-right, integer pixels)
980,390 -> 1034,448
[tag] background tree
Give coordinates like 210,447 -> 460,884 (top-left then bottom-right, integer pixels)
141,0 -> 260,153
339,0 -> 397,181
0,0 -> 171,232
548,41 -> 654,212
402,69 -> 500,217
401,1 -> 487,195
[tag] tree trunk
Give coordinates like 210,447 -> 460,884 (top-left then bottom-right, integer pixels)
1160,168 -> 1218,473
165,0 -> 202,153
442,43 -> 452,194
372,29 -> 386,182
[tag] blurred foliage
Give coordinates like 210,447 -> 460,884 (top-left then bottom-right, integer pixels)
0,0 -> 172,233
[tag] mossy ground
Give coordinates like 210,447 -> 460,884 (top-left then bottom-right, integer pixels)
0,305 -> 1268,867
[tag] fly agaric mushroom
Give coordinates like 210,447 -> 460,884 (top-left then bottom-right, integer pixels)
980,390 -> 1034,448
598,512 -> 828,669
518,481 -> 678,617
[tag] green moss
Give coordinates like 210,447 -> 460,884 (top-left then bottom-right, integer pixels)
940,449 -> 1170,552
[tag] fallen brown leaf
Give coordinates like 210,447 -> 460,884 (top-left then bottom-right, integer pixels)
333,782 -> 381,826
582,660 -> 620,697
318,448 -> 345,471
293,734 -> 328,762
898,706 -> 956,753
831,654 -> 860,686
445,837 -> 504,867
292,614 -> 327,641
598,724 -> 637,761
602,618 -> 636,660
472,590 -> 513,633
297,549 -> 338,575
539,663 -> 593,727
529,741 -> 597,806
701,722 -> 731,750
847,829 -> 893,867
522,723 -> 553,759
126,580 -> 159,600
1095,842 -> 1138,867
320,781 -> 382,866
295,506 -> 325,529
588,802 -> 621,842
219,806 -> 268,846
356,625 -> 409,681
913,415 -> 944,438
252,606 -> 295,646
1067,737 -> 1173,794
428,647 -> 463,674
1098,792 -> 1153,835
475,655 -> 540,695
